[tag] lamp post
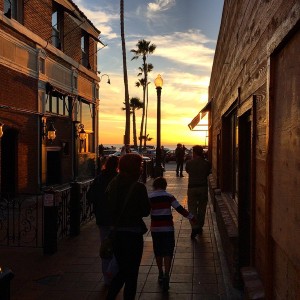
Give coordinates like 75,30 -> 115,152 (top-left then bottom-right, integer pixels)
154,74 -> 163,177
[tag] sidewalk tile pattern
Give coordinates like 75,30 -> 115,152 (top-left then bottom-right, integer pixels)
1,168 -> 241,299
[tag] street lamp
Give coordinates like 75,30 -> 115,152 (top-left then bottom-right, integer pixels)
154,74 -> 163,177
0,123 -> 4,138
98,73 -> 111,84
41,116 -> 56,142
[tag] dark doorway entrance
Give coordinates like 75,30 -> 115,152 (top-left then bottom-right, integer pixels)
1,128 -> 18,197
46,150 -> 61,185
238,111 -> 252,267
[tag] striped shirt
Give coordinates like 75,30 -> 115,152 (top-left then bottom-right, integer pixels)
148,189 -> 194,232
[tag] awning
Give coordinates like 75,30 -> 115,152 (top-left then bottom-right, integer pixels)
188,112 -> 200,130
188,100 -> 211,130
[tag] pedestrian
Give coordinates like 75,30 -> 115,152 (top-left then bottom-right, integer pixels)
161,146 -> 166,168
175,143 -> 185,177
105,153 -> 150,300
86,155 -> 119,286
185,145 -> 211,239
148,177 -> 196,292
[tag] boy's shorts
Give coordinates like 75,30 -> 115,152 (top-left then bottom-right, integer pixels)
151,231 -> 175,257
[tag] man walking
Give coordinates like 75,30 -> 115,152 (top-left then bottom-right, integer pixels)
185,145 -> 211,239
175,143 -> 185,177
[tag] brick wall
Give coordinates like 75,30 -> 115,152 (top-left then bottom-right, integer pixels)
64,14 -> 82,63
24,0 -> 52,42
0,65 -> 38,111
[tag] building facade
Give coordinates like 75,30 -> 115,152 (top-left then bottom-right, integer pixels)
207,0 -> 300,298
0,0 -> 101,196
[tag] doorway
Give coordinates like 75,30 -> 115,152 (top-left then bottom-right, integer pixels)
1,128 -> 18,197
238,111 -> 252,267
46,150 -> 61,185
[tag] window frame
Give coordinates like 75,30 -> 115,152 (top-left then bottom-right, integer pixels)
77,98 -> 95,153
46,94 -> 70,117
81,31 -> 90,68
4,0 -> 24,23
221,104 -> 239,205
52,3 -> 64,50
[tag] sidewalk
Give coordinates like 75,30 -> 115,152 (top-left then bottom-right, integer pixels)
1,167 -> 242,299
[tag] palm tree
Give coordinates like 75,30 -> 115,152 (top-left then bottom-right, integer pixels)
120,0 -> 130,145
122,97 -> 143,149
136,78 -> 151,149
131,39 -> 156,150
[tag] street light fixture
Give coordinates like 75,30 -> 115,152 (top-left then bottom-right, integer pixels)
98,73 -> 111,84
77,124 -> 87,141
0,123 -> 4,138
73,122 -> 87,141
41,116 -> 56,142
154,74 -> 163,177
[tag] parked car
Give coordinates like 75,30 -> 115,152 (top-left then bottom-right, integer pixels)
141,155 -> 151,162
102,149 -> 117,158
185,149 -> 192,161
141,149 -> 156,160
165,149 -> 192,163
165,150 -> 176,163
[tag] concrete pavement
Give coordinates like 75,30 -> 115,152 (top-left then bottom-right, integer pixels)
1,163 -> 242,299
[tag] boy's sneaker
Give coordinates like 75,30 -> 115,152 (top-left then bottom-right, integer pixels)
162,274 -> 170,292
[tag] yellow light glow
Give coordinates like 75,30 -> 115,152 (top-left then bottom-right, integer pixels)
154,74 -> 163,88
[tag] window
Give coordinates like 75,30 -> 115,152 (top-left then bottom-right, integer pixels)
52,4 -> 63,49
81,31 -> 90,68
46,94 -> 70,116
93,42 -> 97,71
78,99 -> 95,153
4,0 -> 23,23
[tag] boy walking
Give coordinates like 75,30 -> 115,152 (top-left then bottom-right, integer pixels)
148,177 -> 196,292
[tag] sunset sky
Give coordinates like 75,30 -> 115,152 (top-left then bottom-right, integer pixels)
72,0 -> 224,148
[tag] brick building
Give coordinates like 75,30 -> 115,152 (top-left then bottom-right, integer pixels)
0,0 -> 101,195
200,0 -> 300,298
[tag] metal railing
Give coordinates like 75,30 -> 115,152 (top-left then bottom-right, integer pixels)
0,194 -> 44,247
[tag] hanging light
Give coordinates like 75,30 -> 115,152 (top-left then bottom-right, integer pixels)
0,123 -> 4,138
42,116 -> 56,142
78,125 -> 87,141
99,73 -> 111,85
47,122 -> 56,142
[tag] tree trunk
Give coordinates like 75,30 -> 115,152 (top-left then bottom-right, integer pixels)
143,84 -> 149,149
139,85 -> 146,150
133,109 -> 137,148
120,0 -> 130,145
139,58 -> 147,150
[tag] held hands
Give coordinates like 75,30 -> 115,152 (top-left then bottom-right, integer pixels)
190,216 -> 197,225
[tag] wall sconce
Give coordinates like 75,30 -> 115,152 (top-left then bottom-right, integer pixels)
76,123 -> 87,141
0,123 -> 4,138
42,116 -> 56,142
98,72 -> 111,84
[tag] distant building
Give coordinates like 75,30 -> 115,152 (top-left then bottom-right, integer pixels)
0,0 -> 102,195
206,0 -> 300,298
